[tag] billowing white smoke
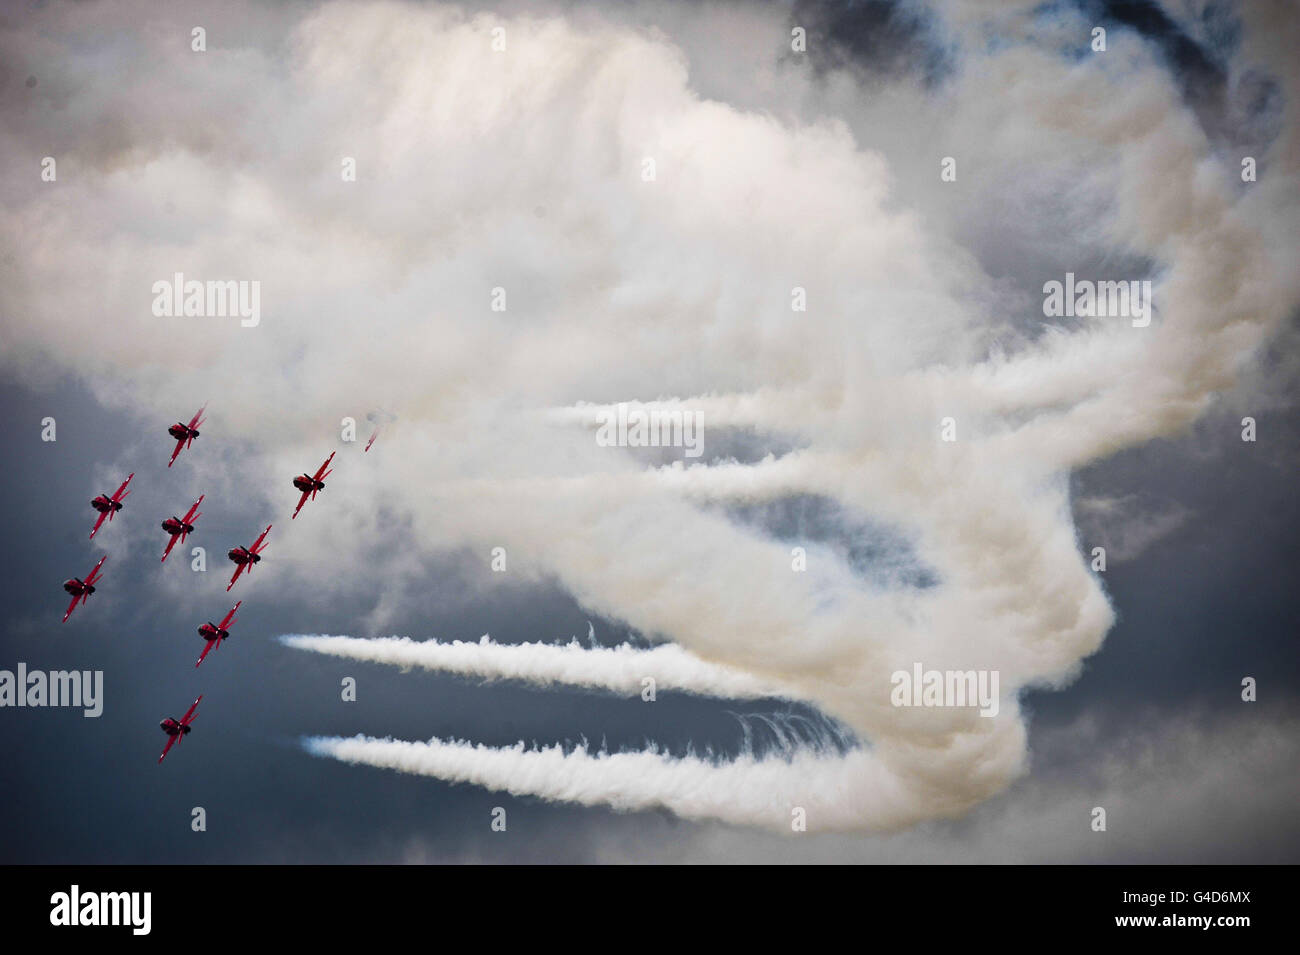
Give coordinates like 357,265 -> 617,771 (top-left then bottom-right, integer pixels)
281,632 -> 798,700
306,736 -> 944,830
2,1 -> 1297,832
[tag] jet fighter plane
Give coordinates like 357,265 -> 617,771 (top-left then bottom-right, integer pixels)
195,601 -> 241,668
61,556 -> 107,623
167,405 -> 206,468
291,452 -> 335,519
161,495 -> 204,563
158,696 -> 202,764
89,473 -> 133,540
226,524 -> 271,591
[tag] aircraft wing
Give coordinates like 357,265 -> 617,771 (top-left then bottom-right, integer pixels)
161,532 -> 182,563
195,639 -> 219,668
226,562 -> 246,591
158,734 -> 180,764
61,593 -> 81,623
181,696 -> 202,725
113,473 -> 134,503
188,405 -> 206,431
167,436 -> 186,468
218,601 -> 241,630
313,452 -> 336,482
181,495 -> 204,525
85,556 -> 107,586
89,510 -> 109,540
292,487 -> 311,519
250,525 -> 272,554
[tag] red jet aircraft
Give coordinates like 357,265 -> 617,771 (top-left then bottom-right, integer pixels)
195,601 -> 241,668
89,473 -> 133,540
292,452 -> 335,519
167,405 -> 206,468
158,696 -> 202,764
364,410 -> 394,452
161,495 -> 204,563
227,524 -> 271,591
61,556 -> 107,623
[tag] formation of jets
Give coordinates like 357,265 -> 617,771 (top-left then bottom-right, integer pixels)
57,403 -> 372,763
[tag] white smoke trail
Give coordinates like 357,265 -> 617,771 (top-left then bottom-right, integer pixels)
305,735 -> 949,832
280,633 -> 799,700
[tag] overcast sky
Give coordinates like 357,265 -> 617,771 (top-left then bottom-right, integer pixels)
1,0 -> 1296,862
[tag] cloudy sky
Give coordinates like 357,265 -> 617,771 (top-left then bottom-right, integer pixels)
1,0 -> 1296,862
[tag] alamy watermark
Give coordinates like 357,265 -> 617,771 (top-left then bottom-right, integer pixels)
50,886 -> 150,935
0,664 -> 102,717
1043,272 -> 1151,327
594,402 -> 704,458
890,662 -> 999,717
152,272 -> 261,327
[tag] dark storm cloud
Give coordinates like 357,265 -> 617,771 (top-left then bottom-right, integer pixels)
788,0 -> 948,84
